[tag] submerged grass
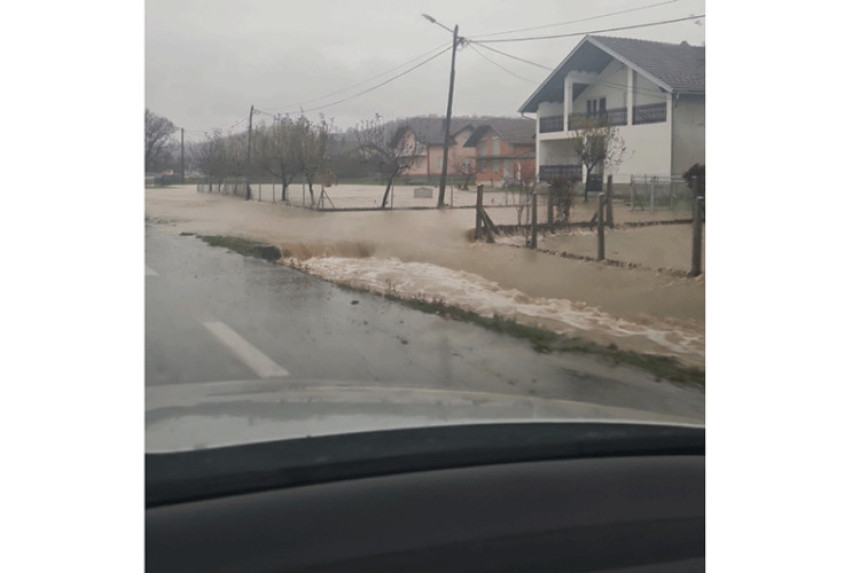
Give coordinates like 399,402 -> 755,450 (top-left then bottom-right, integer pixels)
197,235 -> 284,261
335,282 -> 705,389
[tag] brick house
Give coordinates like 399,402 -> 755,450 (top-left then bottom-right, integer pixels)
461,118 -> 535,186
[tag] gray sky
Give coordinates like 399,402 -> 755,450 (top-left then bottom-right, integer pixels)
146,0 -> 705,138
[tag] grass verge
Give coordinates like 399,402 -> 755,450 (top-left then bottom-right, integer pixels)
331,281 -> 705,389
197,235 -> 284,261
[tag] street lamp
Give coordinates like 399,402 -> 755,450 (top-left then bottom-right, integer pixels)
422,13 -> 454,34
423,13 -> 459,207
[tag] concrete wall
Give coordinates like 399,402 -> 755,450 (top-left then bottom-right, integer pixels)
671,94 -> 705,177
633,72 -> 666,107
570,61 -> 628,112
537,101 -> 563,118
539,138 -> 578,165
613,121 -> 672,180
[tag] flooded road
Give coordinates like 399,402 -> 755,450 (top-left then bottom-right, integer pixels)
146,224 -> 705,426
146,185 -> 705,367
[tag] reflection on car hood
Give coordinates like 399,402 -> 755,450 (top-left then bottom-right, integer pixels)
146,378 -> 701,453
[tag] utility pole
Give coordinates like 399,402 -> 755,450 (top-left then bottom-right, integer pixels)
437,23 -> 459,207
245,105 -> 254,200
180,128 -> 185,183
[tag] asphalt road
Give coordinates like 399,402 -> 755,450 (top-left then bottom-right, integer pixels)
145,223 -> 704,420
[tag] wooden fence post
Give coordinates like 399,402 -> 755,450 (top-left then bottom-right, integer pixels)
530,190 -> 538,249
597,193 -> 606,261
475,184 -> 484,240
690,196 -> 704,276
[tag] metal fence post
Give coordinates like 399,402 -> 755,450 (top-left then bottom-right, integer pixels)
597,193 -> 606,261
530,190 -> 538,249
630,175 -> 635,211
650,176 -> 656,213
690,196 -> 704,276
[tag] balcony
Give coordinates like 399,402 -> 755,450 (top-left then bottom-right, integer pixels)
539,115 -> 564,133
539,164 -> 582,181
568,108 -> 627,129
633,102 -> 667,125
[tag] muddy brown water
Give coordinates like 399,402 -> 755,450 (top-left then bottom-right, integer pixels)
146,185 -> 705,367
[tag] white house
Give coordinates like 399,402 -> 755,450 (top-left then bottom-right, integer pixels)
518,35 -> 705,189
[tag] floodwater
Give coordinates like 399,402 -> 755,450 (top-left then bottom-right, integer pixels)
522,224 -> 706,273
146,185 -> 705,367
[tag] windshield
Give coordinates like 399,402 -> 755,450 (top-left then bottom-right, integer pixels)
145,0 -> 705,453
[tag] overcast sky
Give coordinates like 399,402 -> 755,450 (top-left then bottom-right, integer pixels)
146,0 -> 705,139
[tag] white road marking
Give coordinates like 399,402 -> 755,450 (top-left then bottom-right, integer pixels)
146,265 -> 158,276
203,321 -> 289,378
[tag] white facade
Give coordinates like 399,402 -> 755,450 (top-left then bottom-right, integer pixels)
532,52 -> 704,183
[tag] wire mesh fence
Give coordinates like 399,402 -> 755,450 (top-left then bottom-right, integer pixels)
625,175 -> 696,216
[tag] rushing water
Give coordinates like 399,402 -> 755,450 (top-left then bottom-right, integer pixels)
289,255 -> 704,367
147,185 -> 705,367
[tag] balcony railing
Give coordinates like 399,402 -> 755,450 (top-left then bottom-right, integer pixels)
633,102 -> 667,125
568,108 -> 627,129
539,164 -> 582,181
539,115 -> 564,133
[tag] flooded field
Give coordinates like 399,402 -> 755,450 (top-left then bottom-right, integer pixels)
147,185 -> 705,367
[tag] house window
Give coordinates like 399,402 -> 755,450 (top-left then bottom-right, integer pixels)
492,160 -> 499,171
491,136 -> 500,156
587,97 -> 607,116
438,157 -> 443,169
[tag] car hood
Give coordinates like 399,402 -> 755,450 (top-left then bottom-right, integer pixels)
146,378 -> 701,453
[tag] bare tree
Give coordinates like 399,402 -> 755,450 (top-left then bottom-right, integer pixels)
256,115 -> 302,202
453,151 -> 478,190
356,114 -> 423,208
189,130 -> 224,192
548,177 -> 578,223
569,116 -> 626,203
145,109 -> 177,173
295,114 -> 331,206
513,165 -> 538,226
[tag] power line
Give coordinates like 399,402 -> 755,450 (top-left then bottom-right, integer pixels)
470,0 -> 682,40
466,40 -> 669,97
467,41 -> 553,71
478,14 -> 705,43
254,40 -> 451,117
259,45 -> 452,118
468,43 -> 539,83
